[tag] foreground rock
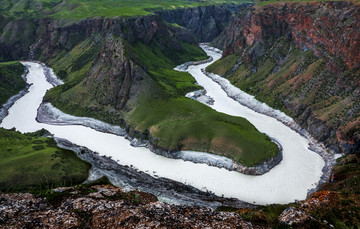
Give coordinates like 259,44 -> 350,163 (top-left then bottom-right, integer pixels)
0,185 -> 263,228
279,191 -> 338,226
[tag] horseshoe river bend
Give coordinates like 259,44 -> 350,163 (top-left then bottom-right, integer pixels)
0,45 -> 332,208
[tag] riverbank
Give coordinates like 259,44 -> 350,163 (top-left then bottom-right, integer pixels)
176,44 -> 284,175
54,136 -> 254,209
38,101 -> 282,175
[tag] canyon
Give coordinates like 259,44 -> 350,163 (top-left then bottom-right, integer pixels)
0,0 -> 359,227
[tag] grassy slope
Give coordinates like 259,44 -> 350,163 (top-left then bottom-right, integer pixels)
207,38 -> 360,129
0,61 -> 26,106
207,39 -> 297,113
0,0 -> 251,20
255,0 -> 360,7
206,54 -> 238,76
0,128 -> 91,192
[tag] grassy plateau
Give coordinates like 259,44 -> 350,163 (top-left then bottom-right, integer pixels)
126,41 -> 278,166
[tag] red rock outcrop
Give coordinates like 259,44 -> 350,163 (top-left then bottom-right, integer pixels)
221,2 -> 360,72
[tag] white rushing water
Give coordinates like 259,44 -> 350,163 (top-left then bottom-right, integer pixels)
0,47 -> 325,205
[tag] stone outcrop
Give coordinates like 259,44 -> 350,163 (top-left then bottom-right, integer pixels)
279,191 -> 338,226
0,185 -> 262,228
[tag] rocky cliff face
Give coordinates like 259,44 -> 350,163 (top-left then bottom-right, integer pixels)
211,2 -> 360,154
217,2 -> 360,72
155,3 -> 252,42
0,3 -> 244,61
0,13 -> 198,60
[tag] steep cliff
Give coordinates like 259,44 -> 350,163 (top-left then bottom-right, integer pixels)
210,2 -> 360,154
155,3 -> 252,42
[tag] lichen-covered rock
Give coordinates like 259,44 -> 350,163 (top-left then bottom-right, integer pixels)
278,207 -> 313,225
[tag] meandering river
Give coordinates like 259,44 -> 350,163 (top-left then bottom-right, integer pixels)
0,46 -> 326,205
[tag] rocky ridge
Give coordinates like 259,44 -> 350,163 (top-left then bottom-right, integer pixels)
0,185 -> 262,228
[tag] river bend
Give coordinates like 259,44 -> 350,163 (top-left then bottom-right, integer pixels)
0,46 -> 325,205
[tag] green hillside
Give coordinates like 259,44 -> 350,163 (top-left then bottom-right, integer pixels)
0,0 -> 251,19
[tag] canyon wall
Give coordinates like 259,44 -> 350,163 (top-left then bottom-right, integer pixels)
212,2 -> 360,154
155,3 -> 252,42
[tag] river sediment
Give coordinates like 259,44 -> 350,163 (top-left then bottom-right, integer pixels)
54,137 -> 254,209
